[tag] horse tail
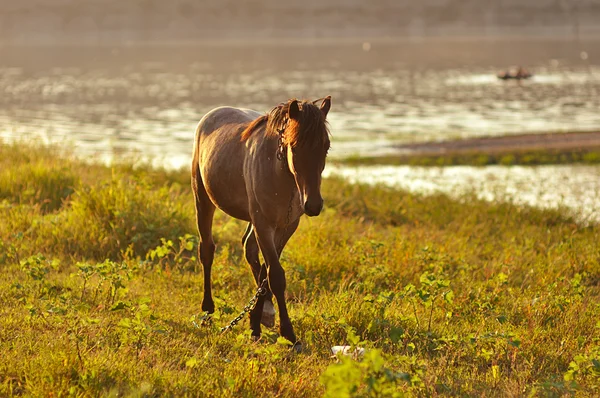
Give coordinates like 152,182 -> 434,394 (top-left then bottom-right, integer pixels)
191,122 -> 203,195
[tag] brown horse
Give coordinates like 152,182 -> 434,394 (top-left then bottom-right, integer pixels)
191,97 -> 331,345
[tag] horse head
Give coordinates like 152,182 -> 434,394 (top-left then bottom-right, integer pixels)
281,97 -> 331,217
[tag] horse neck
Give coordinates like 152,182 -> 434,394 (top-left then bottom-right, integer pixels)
251,129 -> 296,189
273,145 -> 296,189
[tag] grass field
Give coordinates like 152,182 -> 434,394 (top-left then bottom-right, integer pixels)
338,148 -> 600,167
1,142 -> 599,397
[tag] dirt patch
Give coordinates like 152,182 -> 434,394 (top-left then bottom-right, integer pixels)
395,131 -> 600,156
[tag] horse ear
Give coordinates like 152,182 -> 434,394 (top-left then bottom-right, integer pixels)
288,100 -> 300,120
320,96 -> 331,118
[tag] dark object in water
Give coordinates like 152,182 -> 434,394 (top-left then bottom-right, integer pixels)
497,67 -> 532,80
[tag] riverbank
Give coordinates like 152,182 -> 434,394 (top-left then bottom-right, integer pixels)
339,131 -> 600,166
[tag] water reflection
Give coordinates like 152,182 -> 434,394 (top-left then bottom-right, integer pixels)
326,164 -> 600,224
1,42 -> 600,164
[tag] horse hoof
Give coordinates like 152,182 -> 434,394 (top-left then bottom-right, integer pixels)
292,341 -> 303,354
251,335 -> 261,342
261,301 -> 276,328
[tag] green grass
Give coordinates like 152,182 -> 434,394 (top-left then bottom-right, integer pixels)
338,147 -> 600,167
1,141 -> 599,397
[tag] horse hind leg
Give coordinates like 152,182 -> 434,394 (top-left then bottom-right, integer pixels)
192,166 -> 217,314
243,223 -> 275,329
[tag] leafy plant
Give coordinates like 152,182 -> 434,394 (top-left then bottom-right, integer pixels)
115,298 -> 166,357
0,235 -> 20,265
75,260 -> 132,305
145,234 -> 198,271
322,349 -> 416,397
564,321 -> 600,388
402,271 -> 454,332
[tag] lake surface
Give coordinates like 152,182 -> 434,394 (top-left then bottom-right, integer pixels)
1,40 -> 599,221
1,40 -> 600,167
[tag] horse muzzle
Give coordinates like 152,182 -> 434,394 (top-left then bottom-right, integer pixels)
304,198 -> 323,217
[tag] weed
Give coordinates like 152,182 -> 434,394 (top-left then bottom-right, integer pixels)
145,234 -> 198,271
401,271 -> 454,332
115,298 -> 166,358
75,260 -> 132,305
322,347 -> 421,397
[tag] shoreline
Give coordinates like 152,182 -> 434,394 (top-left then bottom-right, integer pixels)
340,131 -> 600,166
396,130 -> 600,155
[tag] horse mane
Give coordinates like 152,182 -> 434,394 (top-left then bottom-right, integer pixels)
240,115 -> 268,141
241,99 -> 329,149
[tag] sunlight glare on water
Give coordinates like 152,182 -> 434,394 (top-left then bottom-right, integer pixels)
325,164 -> 600,224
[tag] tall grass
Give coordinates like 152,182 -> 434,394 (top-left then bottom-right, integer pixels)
0,162 -> 78,212
1,141 -> 599,397
45,174 -> 192,260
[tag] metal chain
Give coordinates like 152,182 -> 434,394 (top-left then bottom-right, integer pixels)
219,278 -> 268,334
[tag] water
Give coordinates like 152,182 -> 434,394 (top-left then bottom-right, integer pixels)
1,40 -> 600,166
1,40 -> 599,221
325,164 -> 600,224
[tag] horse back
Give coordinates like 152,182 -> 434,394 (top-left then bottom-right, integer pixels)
196,107 -> 261,137
193,106 -> 261,172
192,107 -> 262,221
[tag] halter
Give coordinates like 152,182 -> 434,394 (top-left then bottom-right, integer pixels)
276,117 -> 289,161
275,97 -> 325,162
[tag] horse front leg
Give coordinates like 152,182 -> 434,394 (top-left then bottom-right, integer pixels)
242,223 -> 275,328
252,221 -> 298,345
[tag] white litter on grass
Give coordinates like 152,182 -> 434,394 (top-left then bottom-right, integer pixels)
331,345 -> 366,358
